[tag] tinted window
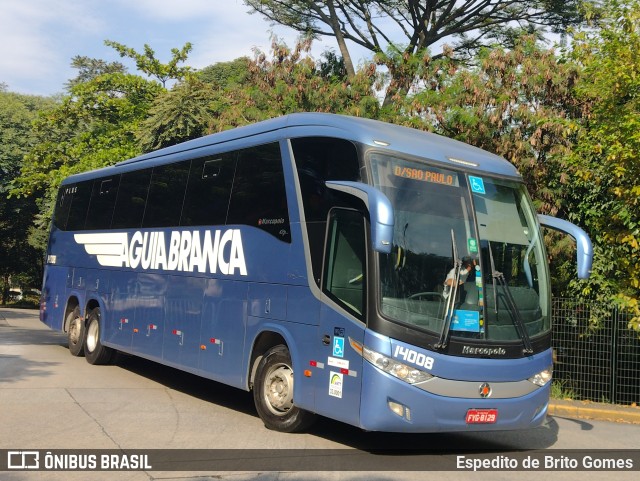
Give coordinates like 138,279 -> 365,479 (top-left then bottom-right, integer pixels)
292,137 -> 360,285
112,169 -> 152,229
143,161 -> 190,228
66,181 -> 92,231
85,176 -> 120,230
293,137 -> 360,222
227,143 -> 290,242
53,185 -> 74,230
181,153 -> 236,227
323,209 -> 366,318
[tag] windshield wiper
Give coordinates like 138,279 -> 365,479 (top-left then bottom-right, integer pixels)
436,229 -> 460,350
488,242 -> 534,355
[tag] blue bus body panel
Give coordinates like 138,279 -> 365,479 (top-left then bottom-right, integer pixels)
199,279 -> 248,388
303,303 -> 365,427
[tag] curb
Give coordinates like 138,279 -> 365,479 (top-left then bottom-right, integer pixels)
549,399 -> 640,424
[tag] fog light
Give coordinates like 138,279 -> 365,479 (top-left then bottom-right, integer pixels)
388,400 -> 405,417
388,399 -> 411,420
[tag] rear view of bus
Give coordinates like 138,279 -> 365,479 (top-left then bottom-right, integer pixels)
40,113 -> 592,433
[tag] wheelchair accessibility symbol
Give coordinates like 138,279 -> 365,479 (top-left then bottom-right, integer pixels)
333,337 -> 345,358
469,176 -> 486,194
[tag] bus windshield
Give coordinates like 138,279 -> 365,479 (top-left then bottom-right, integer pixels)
369,153 -> 550,345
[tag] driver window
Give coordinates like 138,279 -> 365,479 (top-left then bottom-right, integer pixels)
323,209 -> 366,318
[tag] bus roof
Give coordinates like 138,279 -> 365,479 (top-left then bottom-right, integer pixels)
63,113 -> 520,184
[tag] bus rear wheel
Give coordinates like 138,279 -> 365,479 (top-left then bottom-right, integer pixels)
84,308 -> 114,365
253,344 -> 316,433
67,306 -> 85,357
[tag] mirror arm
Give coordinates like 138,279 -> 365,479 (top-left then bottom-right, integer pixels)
538,214 -> 593,279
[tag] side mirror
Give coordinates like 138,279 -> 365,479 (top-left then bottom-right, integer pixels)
326,181 -> 394,254
538,214 -> 593,279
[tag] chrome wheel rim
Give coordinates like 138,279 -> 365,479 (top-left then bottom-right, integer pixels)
263,363 -> 294,415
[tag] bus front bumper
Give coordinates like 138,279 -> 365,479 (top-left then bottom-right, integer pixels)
359,361 -> 549,433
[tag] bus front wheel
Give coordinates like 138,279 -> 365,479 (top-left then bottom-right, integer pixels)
67,306 -> 85,357
253,344 -> 316,433
84,308 -> 114,365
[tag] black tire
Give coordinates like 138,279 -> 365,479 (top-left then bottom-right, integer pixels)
84,308 -> 114,365
66,306 -> 85,357
252,344 -> 316,433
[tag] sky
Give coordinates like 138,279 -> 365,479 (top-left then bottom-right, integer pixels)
0,0 -> 339,96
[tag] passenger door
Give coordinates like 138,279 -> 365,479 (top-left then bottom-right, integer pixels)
314,209 -> 366,426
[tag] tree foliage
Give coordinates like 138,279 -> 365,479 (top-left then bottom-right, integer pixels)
245,0 -> 590,102
565,0 -> 640,329
65,56 -> 127,90
138,76 -> 218,152
0,91 -> 54,299
11,72 -> 163,242
105,40 -> 193,87
205,37 -> 380,131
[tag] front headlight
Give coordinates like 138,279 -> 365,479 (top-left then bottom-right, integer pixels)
528,367 -> 553,387
362,345 -> 433,384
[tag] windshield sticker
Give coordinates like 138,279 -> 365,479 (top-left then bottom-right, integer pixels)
451,309 -> 481,332
468,238 -> 478,253
469,176 -> 486,194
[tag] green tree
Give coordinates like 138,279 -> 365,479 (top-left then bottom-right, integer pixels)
566,0 -> 640,329
138,76 -> 218,152
0,91 -> 54,301
105,40 -> 193,87
206,37 -> 379,131
197,57 -> 251,88
246,0 -> 590,103
12,72 -> 163,235
65,56 -> 127,90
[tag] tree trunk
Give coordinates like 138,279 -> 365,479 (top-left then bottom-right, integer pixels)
326,0 -> 356,78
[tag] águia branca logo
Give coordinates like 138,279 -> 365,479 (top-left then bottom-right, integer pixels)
74,229 -> 247,276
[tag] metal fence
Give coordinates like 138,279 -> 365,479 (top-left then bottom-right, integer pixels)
551,298 -> 640,406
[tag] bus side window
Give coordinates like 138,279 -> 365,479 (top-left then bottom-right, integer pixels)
85,176 -> 121,230
143,160 -> 190,228
291,137 -> 360,286
112,169 -> 152,229
65,181 -> 92,231
227,142 -> 291,242
53,185 -> 74,230
323,209 -> 366,318
181,153 -> 236,227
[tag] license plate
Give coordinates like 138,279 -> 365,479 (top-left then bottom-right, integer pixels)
466,409 -> 498,424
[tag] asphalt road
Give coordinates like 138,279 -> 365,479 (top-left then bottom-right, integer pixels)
1,307 -> 639,481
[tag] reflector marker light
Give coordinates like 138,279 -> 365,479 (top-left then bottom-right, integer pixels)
340,368 -> 358,378
172,329 -> 182,335
120,318 -> 128,324
309,360 -> 325,369
148,324 -> 157,330
210,338 -> 221,345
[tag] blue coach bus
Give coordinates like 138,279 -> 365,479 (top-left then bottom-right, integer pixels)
40,113 -> 592,433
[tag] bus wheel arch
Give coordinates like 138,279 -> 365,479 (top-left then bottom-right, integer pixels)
250,333 -> 316,432
64,298 -> 84,357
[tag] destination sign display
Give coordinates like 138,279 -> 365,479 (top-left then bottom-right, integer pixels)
393,162 -> 459,187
